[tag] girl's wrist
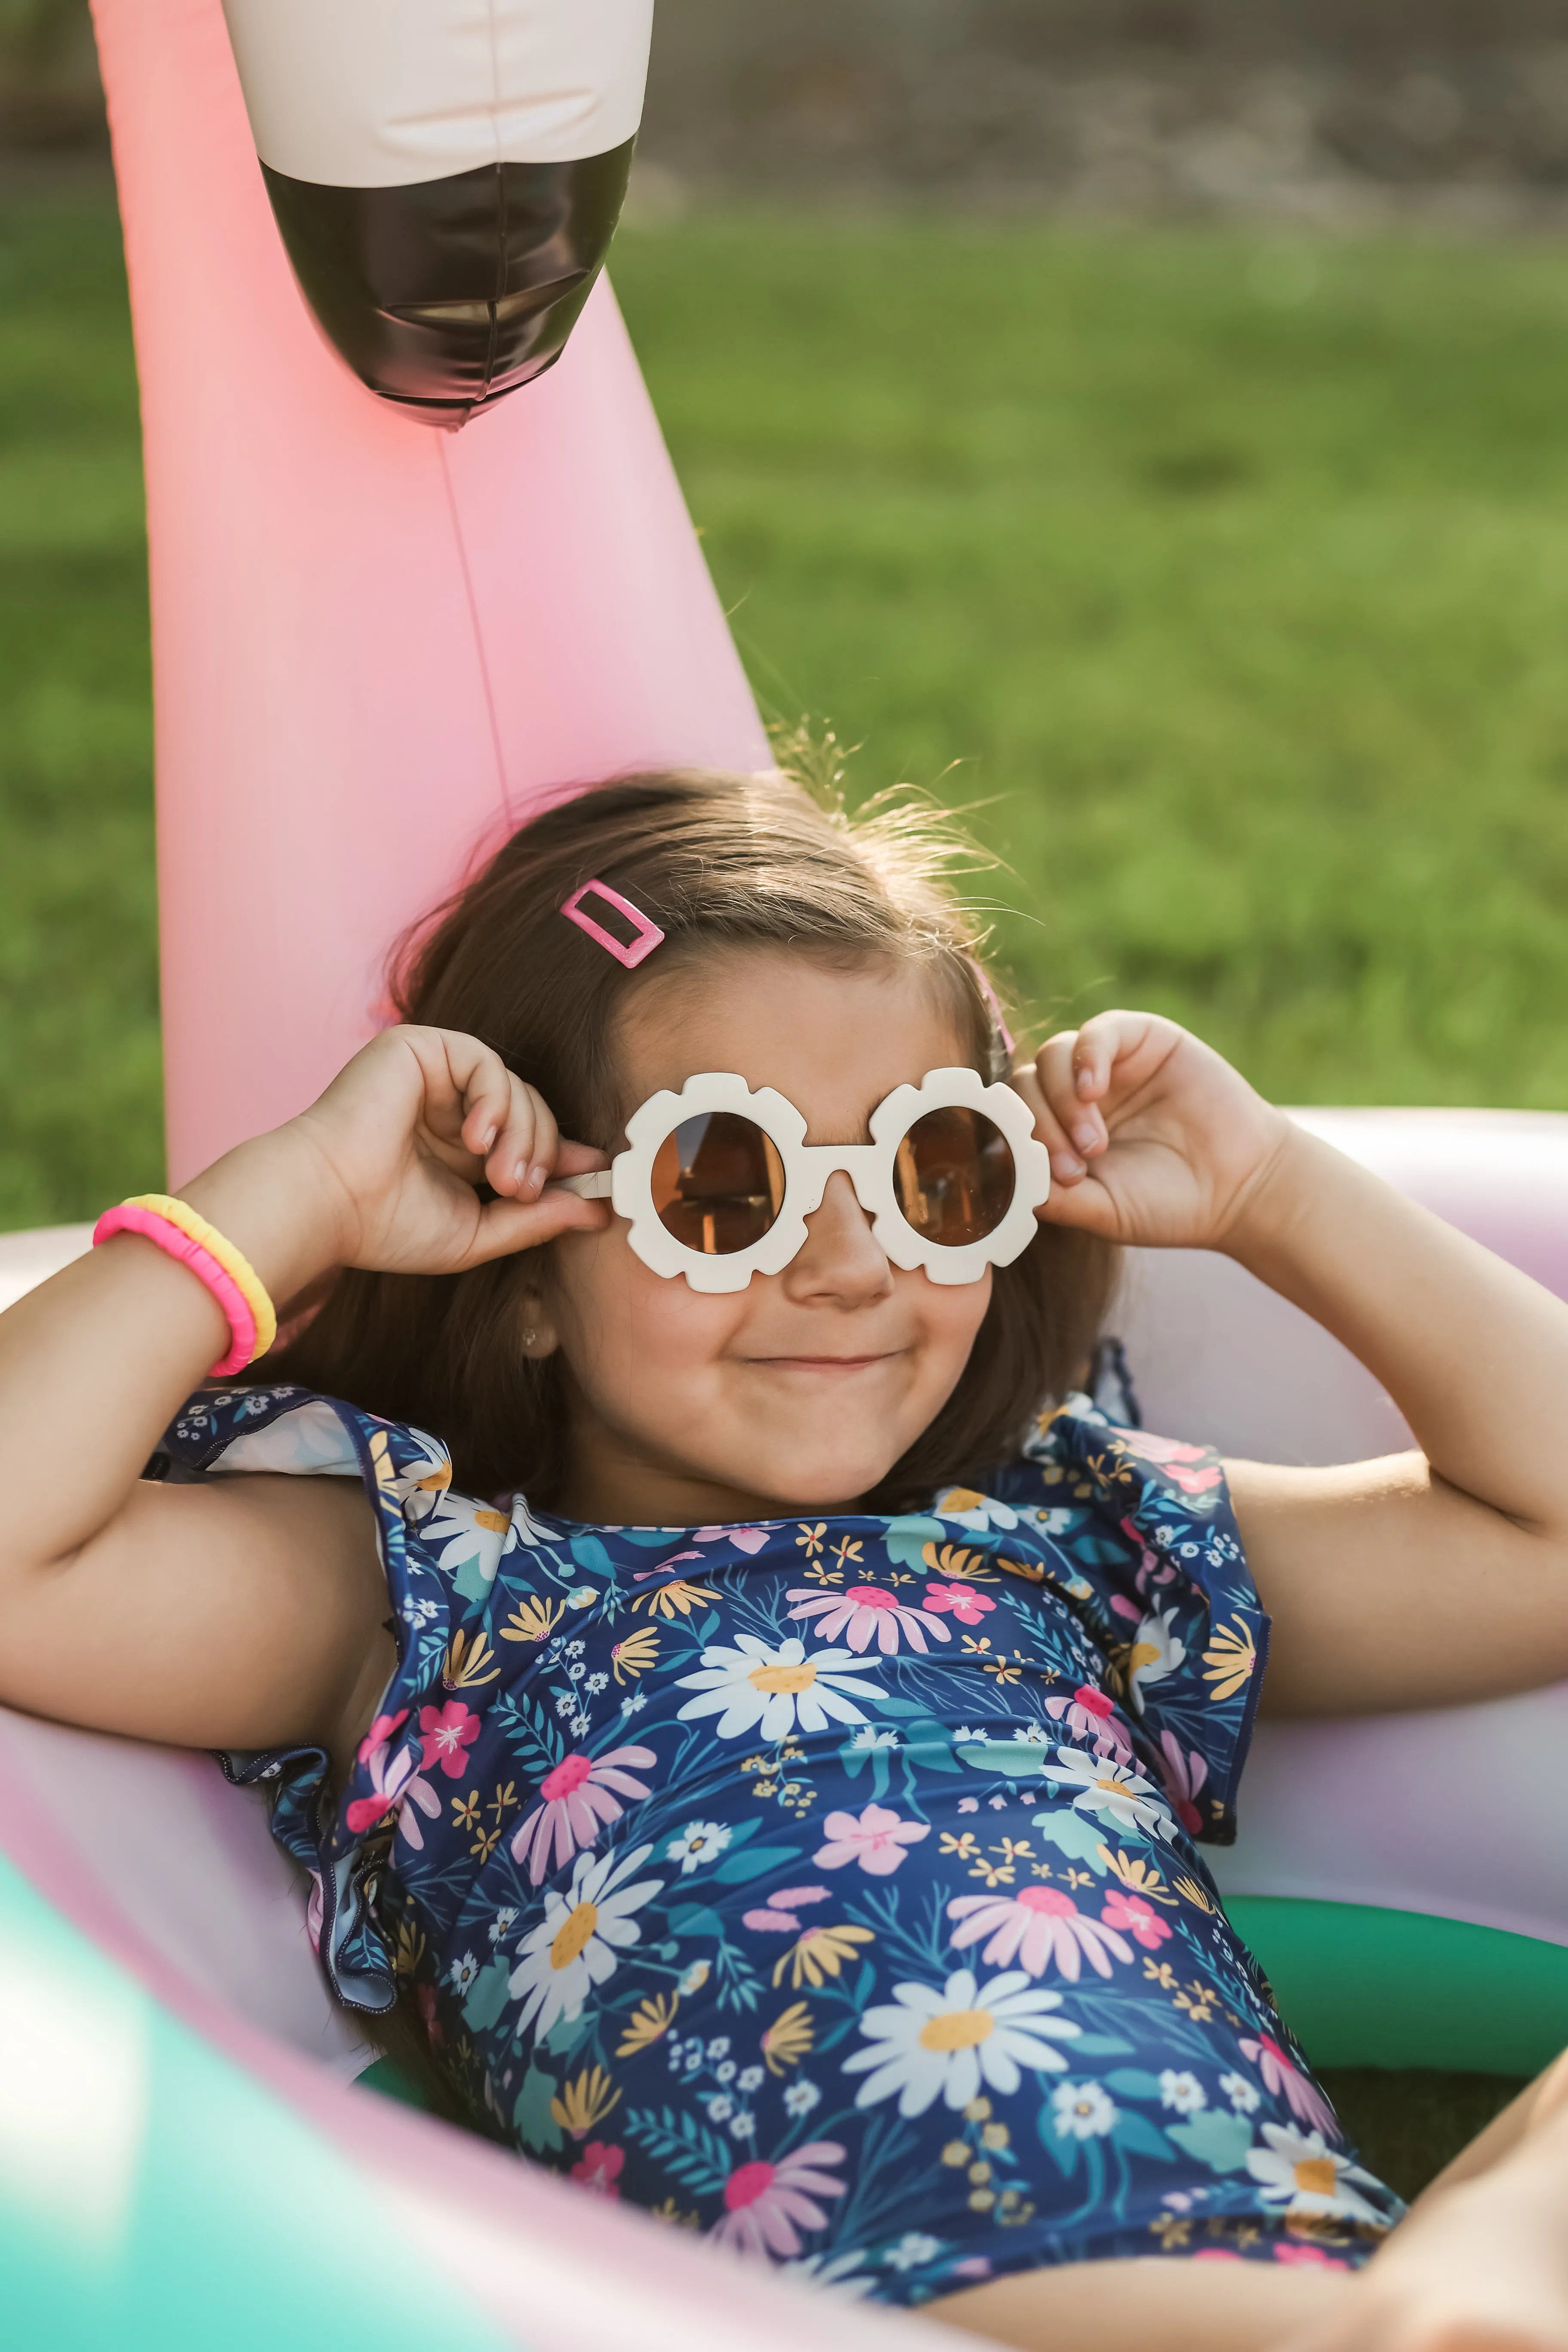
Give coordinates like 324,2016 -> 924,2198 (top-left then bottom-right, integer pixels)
176,1119 -> 356,1313
1213,1117 -> 1324,1275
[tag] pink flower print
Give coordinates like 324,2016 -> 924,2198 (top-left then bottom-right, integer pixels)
304,1869 -> 324,1952
1154,1730 -> 1210,1834
785,1583 -> 949,1656
709,2142 -> 847,2259
570,2141 -> 624,2198
419,1699 -> 481,1778
509,1744 -> 656,1884
814,1803 -> 931,1877
742,1885 -> 831,1934
1099,1890 -> 1173,1950
355,1709 -> 408,1767
1114,1430 -> 1223,1497
947,1886 -> 1134,1981
1238,2035 -> 1338,2138
416,1981 -> 444,2051
694,1524 -> 769,1555
345,1728 -> 439,1845
1271,2244 -> 1349,2272
1043,1682 -> 1131,1761
922,1581 -> 996,1627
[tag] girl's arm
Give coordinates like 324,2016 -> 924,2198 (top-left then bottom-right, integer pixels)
1023,1011 -> 1568,1717
0,1027 -> 607,1770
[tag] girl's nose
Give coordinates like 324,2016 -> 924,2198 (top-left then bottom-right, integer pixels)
782,1171 -> 896,1306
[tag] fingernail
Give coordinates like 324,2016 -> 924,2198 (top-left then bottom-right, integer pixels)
512,1158 -> 530,1193
527,1164 -> 548,1195
1052,1150 -> 1085,1179
1073,1122 -> 1098,1153
1075,1067 -> 1095,1097
477,1124 -> 497,1154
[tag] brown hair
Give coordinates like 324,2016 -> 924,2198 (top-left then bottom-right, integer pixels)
270,768 -> 1116,1507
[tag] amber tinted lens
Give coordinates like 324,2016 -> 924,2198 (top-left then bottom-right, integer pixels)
650,1112 -> 787,1255
893,1107 -> 1015,1246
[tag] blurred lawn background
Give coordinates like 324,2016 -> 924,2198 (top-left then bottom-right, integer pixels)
7,188 -> 1568,1233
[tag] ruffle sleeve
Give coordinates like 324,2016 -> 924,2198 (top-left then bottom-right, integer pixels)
159,1381 -> 483,2013
983,1397 -> 1270,1844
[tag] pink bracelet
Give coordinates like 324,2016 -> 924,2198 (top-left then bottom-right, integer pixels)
93,1201 -> 265,1376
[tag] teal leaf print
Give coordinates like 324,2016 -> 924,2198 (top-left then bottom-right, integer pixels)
624,2106 -> 734,2197
1032,1809 -> 1112,1868
882,1515 -> 946,1567
1111,2109 -> 1178,2163
665,1903 -> 725,1938
1167,2110 -> 1256,2174
461,1957 -> 511,2033
712,1844 -> 801,1886
514,2063 -> 563,2152
956,1738 -> 1048,1781
1104,2069 -> 1165,2099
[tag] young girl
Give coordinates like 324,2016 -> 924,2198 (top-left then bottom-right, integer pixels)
3,768 -> 1568,2352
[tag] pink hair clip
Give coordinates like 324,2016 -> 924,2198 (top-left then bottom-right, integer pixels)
560,878 -> 666,969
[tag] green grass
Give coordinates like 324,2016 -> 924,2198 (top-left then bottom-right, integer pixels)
8,193 -> 1568,1213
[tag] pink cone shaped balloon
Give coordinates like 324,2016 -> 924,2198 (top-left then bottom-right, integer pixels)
91,0 -> 768,1187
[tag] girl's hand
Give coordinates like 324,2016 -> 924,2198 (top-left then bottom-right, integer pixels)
185,1026 -> 609,1301
1014,1009 -> 1292,1252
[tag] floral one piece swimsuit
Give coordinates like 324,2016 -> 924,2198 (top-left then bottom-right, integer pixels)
159,1384 -> 1403,2309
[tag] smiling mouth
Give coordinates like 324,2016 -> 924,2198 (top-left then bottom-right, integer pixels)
750,1354 -> 900,1372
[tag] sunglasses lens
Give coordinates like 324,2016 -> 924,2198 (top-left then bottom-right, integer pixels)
894,1107 -> 1015,1247
651,1112 -> 787,1256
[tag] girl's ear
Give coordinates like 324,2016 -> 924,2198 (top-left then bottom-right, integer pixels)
517,1281 -> 561,1361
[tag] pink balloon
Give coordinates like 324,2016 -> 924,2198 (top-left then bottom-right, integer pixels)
91,0 -> 768,1185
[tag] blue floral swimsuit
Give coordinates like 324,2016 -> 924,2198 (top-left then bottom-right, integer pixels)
161,1384 -> 1402,2306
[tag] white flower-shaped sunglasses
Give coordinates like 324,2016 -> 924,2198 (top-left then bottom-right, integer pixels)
558,1066 -> 1050,1292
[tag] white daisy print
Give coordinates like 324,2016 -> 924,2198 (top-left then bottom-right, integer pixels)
507,1842 -> 662,2037
1245,2124 -> 1389,2226
843,1967 -> 1080,2117
1045,1746 -> 1178,1841
1051,2079 -> 1117,2139
1220,2070 -> 1260,2113
1159,2069 -> 1207,2114
666,1820 -> 732,1874
1127,1607 -> 1187,1714
676,1634 -> 882,1740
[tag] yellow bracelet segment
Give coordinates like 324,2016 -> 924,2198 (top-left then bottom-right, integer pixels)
124,1194 -> 279,1363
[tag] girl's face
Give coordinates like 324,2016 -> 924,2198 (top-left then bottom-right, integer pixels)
538,949 -> 994,1527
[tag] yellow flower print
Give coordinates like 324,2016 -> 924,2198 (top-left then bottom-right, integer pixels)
649,2198 -> 701,2230
940,1831 -> 980,1862
968,1856 -> 1015,1890
500,1594 -> 565,1645
610,1626 -> 660,1683
392,1920 -> 426,1980
804,1562 -> 844,1586
487,1780 -> 518,1825
832,1536 -> 864,1570
998,1557 -> 1046,1586
550,2064 -> 621,2139
921,1541 -> 995,1583
796,1522 -> 827,1558
451,1792 -> 480,1831
1099,1847 -> 1178,1905
1150,2214 -> 1191,2251
760,2000 -> 814,2075
1143,1958 -> 1177,1991
983,1653 -> 1026,1688
1203,1618 -> 1258,1704
1173,1873 -> 1216,1914
616,1994 -> 679,2059
469,1825 -> 502,1864
444,1630 -> 499,1690
630,1578 -> 716,1621
772,1921 -> 874,1992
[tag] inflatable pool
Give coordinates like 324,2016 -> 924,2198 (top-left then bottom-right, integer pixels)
0,2 -> 1563,2342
